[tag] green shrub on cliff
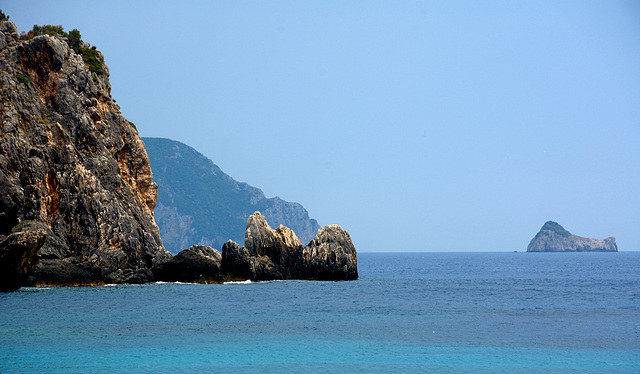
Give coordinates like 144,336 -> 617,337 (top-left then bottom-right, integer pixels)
0,10 -> 9,22
80,47 -> 104,76
66,29 -> 82,51
29,24 -> 66,37
128,121 -> 138,133
28,24 -> 83,50
16,74 -> 29,86
17,21 -> 102,78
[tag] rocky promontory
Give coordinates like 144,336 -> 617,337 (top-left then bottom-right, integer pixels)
527,221 -> 617,252
155,212 -> 358,282
0,20 -> 171,291
0,18 -> 357,290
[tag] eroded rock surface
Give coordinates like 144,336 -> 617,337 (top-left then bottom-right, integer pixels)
222,212 -> 358,281
304,224 -> 359,280
153,245 -> 223,284
0,21 -> 171,290
0,222 -> 47,291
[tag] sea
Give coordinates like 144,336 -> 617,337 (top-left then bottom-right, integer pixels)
1,252 -> 638,373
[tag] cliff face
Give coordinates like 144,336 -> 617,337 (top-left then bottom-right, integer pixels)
527,221 -> 617,252
143,137 -> 320,253
0,21 -> 171,290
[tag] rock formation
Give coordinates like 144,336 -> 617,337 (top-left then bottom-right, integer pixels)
143,137 -> 321,253
0,19 -> 357,290
152,245 -> 223,284
0,222 -> 47,292
222,212 -> 358,281
0,20 -> 171,290
527,221 -> 617,252
153,212 -> 358,283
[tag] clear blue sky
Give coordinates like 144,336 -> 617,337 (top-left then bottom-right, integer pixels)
5,1 -> 639,252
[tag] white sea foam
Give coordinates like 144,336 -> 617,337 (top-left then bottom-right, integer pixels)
18,287 -> 50,292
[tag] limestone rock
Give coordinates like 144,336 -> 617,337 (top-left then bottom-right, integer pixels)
221,240 -> 254,281
304,224 -> 359,280
527,221 -> 618,252
223,213 -> 302,281
222,212 -> 358,281
0,222 -> 47,291
153,245 -> 223,283
0,20 -> 171,289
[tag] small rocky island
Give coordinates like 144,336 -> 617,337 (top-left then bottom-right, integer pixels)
0,19 -> 357,291
527,221 -> 617,252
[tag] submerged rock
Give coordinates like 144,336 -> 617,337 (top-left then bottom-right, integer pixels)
527,221 -> 617,252
223,212 -> 358,281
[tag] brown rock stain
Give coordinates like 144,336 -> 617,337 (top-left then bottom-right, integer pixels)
18,38 -> 61,109
44,169 -> 60,223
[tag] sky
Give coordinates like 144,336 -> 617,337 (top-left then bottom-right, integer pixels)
4,1 -> 639,252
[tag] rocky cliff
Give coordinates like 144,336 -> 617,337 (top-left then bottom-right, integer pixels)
0,20 -> 171,290
526,221 -> 617,252
143,137 -> 321,253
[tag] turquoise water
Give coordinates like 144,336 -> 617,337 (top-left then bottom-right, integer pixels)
1,252 -> 639,373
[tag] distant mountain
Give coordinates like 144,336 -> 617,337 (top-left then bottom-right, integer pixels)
143,138 -> 320,254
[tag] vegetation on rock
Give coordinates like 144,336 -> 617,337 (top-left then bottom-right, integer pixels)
15,73 -> 29,86
540,221 -> 571,238
80,47 -> 104,76
12,18 -> 104,76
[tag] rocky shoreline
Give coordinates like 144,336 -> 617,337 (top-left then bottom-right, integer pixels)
1,212 -> 358,291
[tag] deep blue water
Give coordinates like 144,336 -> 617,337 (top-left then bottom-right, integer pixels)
1,252 -> 638,373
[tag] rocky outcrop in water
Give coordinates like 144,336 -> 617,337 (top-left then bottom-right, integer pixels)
0,20 -> 171,290
527,221 -> 617,252
153,212 -> 358,282
222,212 -> 358,281
152,245 -> 223,284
